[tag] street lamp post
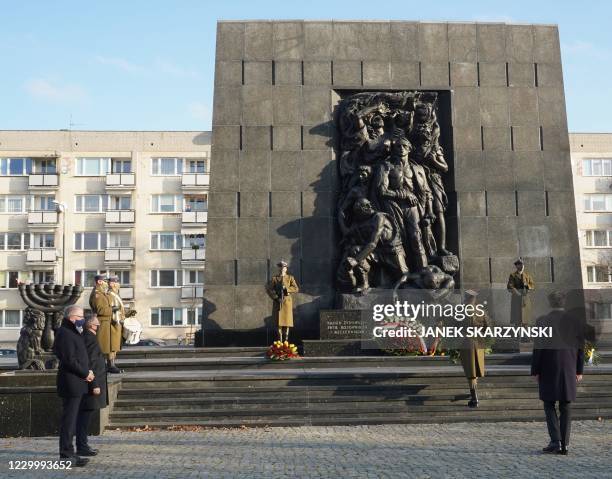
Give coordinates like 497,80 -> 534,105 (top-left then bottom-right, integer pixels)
52,201 -> 67,284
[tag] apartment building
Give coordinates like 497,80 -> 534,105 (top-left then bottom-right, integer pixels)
0,130 -> 210,346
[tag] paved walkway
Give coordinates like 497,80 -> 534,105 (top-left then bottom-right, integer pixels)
0,420 -> 610,478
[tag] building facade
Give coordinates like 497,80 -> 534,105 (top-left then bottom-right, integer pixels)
570,133 -> 612,289
0,130 -> 210,346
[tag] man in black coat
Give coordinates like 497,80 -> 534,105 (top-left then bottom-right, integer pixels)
53,305 -> 94,467
531,291 -> 584,455
76,313 -> 108,456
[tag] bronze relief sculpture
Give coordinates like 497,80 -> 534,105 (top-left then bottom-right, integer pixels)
336,91 -> 457,294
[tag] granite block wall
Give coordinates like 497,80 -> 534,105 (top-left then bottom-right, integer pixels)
205,20 -> 580,340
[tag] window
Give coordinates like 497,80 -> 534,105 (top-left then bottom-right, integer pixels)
151,157 -> 183,176
186,307 -> 202,325
588,302 -> 612,320
0,233 -> 30,250
32,271 -> 55,283
150,270 -> 182,287
151,195 -> 182,213
0,271 -> 27,288
31,195 -> 56,211
32,233 -> 55,248
187,159 -> 207,173
585,230 -> 612,248
184,269 -> 204,285
586,266 -> 612,283
0,158 -> 32,176
34,159 -> 57,174
74,270 -> 103,287
74,232 -> 107,251
108,232 -> 130,248
108,270 -> 130,285
151,232 -> 181,250
583,158 -> 612,177
75,157 -> 110,176
108,195 -> 132,210
184,195 -> 207,212
111,158 -> 132,173
182,233 -> 206,249
150,307 -> 200,327
0,196 -> 27,213
75,195 -> 108,213
583,194 -> 612,212
1,310 -> 23,328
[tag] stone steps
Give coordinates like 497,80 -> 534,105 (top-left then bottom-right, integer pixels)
114,353 -> 535,371
117,347 -> 267,359
106,365 -> 612,429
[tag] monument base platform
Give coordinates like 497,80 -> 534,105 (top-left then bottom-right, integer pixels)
3,349 -> 611,436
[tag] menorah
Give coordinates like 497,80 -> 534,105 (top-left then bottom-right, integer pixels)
16,283 -> 83,369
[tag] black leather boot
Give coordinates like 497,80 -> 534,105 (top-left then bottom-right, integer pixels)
107,358 -> 121,374
468,387 -> 479,408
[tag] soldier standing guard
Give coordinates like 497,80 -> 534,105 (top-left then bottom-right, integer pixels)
265,261 -> 299,343
88,275 -> 120,374
507,258 -> 535,327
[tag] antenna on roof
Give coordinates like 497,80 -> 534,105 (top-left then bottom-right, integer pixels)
68,113 -> 85,131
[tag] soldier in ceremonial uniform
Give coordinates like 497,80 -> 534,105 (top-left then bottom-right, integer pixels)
88,275 -> 120,373
459,289 -> 489,408
507,258 -> 535,327
265,261 -> 299,343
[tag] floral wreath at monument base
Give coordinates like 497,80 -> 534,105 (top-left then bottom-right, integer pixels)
266,341 -> 299,361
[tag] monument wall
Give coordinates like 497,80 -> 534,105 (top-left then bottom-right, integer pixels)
204,20 -> 580,343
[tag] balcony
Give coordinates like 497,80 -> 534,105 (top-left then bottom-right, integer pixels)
181,211 -> 208,226
28,210 -> 59,228
119,285 -> 134,301
181,247 -> 205,265
106,173 -> 135,190
181,285 -> 204,301
105,209 -> 135,227
28,174 -> 59,189
181,173 -> 210,189
104,247 -> 135,267
25,248 -> 57,268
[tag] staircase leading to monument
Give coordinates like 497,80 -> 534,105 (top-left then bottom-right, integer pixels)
106,353 -> 612,429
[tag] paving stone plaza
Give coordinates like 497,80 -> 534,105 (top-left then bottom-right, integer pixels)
1,420 -> 610,478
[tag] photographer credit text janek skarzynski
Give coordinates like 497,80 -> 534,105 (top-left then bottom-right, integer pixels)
370,300 -> 552,339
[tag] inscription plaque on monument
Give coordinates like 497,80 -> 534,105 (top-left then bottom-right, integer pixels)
319,310 -> 364,339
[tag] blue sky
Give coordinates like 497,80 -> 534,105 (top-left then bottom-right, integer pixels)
1,0 -> 611,132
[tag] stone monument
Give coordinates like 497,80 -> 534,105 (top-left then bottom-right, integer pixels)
16,283 -> 83,369
203,21 -> 581,346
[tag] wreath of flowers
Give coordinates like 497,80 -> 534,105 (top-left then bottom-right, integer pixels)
266,341 -> 299,360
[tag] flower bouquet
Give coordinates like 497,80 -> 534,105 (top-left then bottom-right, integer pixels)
585,342 -> 600,366
266,341 -> 299,360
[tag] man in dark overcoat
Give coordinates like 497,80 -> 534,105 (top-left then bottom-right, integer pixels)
53,305 -> 94,467
531,291 -> 585,455
76,313 -> 108,456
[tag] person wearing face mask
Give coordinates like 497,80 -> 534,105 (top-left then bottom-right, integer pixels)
75,313 -> 108,457
88,275 -> 119,373
53,305 -> 94,468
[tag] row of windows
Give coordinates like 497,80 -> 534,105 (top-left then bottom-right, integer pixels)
582,158 -> 612,177
0,157 -> 208,176
0,269 -> 203,289
584,230 -> 612,248
587,266 -> 612,283
0,194 -> 209,214
583,194 -> 612,212
0,308 -> 202,329
0,232 -> 205,251
0,194 -> 207,214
